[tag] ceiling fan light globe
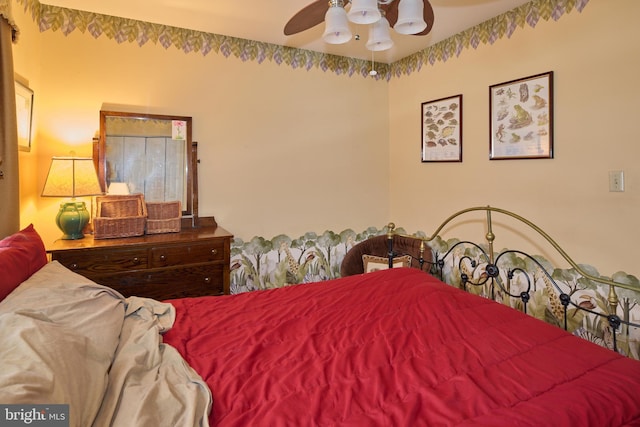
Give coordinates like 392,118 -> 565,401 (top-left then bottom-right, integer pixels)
394,0 -> 427,35
323,5 -> 353,44
366,16 -> 393,51
347,0 -> 381,24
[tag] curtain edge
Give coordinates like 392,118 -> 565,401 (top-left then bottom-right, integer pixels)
0,1 -> 20,43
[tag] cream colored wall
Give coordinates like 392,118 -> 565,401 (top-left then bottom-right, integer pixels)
14,0 -> 638,278
389,0 -> 640,276
12,5 -> 390,246
11,2 -> 42,230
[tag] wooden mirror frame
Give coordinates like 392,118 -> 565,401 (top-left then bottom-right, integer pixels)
96,110 -> 199,225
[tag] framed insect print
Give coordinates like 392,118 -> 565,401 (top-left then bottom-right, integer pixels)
421,94 -> 462,162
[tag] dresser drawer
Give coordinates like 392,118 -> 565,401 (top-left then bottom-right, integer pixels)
95,264 -> 225,299
53,248 -> 148,274
150,241 -> 225,267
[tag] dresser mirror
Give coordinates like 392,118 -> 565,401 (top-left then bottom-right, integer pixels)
97,110 -> 197,221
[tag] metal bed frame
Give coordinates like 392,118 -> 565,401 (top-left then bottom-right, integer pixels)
386,205 -> 640,355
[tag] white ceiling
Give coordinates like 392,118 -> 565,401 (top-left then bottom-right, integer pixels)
39,0 -> 532,63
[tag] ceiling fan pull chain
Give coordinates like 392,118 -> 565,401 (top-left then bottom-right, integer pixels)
370,50 -> 377,76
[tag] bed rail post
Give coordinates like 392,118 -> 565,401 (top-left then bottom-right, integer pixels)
387,223 -> 395,269
608,285 -> 619,316
485,208 -> 495,265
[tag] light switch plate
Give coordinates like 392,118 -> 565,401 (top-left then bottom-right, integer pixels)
609,170 -> 625,192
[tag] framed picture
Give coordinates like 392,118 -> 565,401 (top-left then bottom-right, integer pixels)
15,81 -> 34,152
489,71 -> 553,160
421,94 -> 462,162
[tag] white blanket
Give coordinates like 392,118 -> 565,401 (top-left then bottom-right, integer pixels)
93,296 -> 212,426
0,261 -> 211,427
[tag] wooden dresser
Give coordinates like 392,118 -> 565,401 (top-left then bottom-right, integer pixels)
47,226 -> 233,300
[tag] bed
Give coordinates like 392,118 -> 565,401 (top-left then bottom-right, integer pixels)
1,207 -> 640,426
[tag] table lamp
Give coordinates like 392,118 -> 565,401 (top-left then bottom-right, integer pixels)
42,156 -> 103,239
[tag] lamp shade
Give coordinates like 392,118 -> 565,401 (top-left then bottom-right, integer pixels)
366,16 -> 394,51
42,157 -> 103,240
322,3 -> 352,44
42,157 -> 103,197
347,0 -> 381,25
107,182 -> 130,195
394,0 -> 427,35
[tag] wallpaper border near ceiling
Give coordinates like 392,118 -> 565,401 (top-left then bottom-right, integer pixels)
393,0 -> 590,77
15,0 -> 589,80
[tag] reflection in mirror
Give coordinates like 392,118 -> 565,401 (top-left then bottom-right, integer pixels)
98,111 -> 194,218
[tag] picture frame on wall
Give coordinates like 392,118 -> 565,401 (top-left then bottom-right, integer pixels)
489,71 -> 553,160
421,94 -> 462,162
15,81 -> 34,152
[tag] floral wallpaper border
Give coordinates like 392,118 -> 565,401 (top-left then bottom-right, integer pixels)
230,224 -> 396,294
15,0 -> 589,80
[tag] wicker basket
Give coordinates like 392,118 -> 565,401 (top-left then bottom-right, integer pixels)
93,194 -> 147,239
146,201 -> 181,234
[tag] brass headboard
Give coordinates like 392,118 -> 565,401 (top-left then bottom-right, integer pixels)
387,205 -> 640,357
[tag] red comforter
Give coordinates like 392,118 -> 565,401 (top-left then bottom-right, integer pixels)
164,268 -> 640,426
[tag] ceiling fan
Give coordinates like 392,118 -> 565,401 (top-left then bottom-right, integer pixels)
284,0 -> 435,40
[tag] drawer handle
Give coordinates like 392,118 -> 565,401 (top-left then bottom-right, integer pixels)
210,249 -> 218,256
204,276 -> 211,284
70,263 -> 79,270
159,255 -> 167,262
132,257 -> 140,265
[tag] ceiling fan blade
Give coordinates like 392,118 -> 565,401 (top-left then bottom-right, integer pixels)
284,1 -> 330,36
415,0 -> 434,36
383,1 -> 399,27
384,0 -> 434,36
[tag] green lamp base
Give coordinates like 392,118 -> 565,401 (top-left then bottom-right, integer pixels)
56,201 -> 90,240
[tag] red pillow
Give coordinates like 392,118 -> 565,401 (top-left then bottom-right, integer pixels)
0,224 -> 48,301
